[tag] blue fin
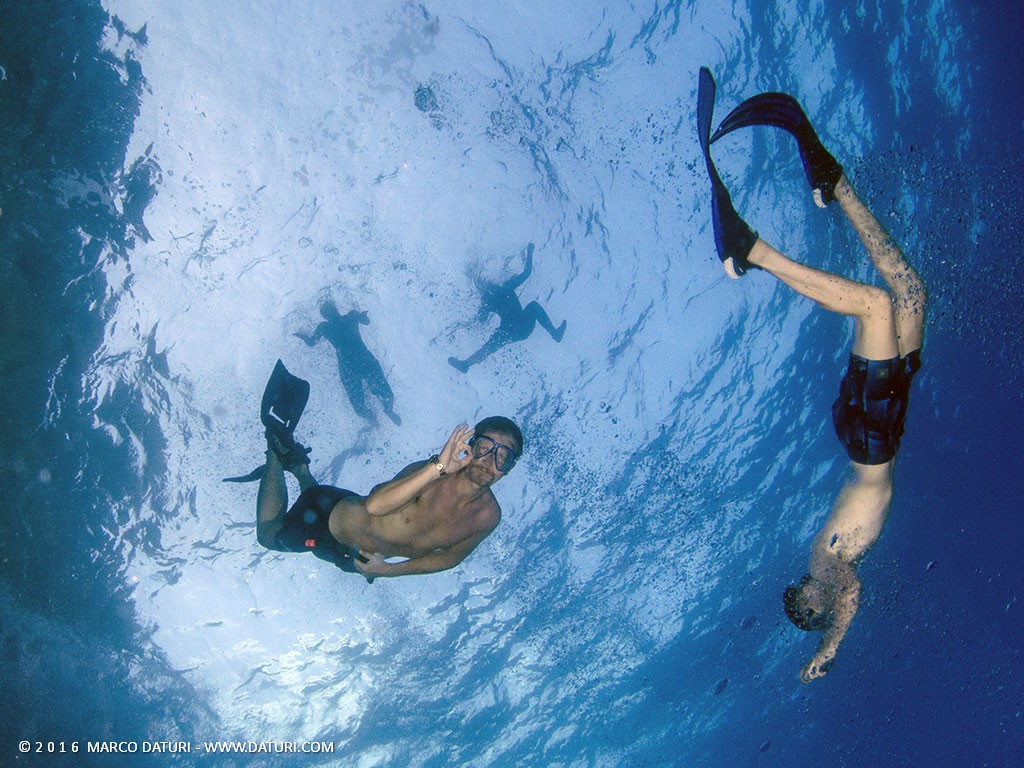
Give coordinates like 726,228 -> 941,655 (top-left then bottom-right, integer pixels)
697,67 -> 758,275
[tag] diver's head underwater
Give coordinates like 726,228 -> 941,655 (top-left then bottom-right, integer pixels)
783,574 -> 834,632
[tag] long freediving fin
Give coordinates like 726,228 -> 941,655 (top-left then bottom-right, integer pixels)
697,67 -> 758,276
709,92 -> 843,207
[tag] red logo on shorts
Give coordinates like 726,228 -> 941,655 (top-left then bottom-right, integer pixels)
305,538 -> 316,548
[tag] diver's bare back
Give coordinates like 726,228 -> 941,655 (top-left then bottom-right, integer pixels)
812,462 -> 893,567
331,471 -> 500,559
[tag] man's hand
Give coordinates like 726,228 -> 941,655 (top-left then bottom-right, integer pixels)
800,650 -> 836,684
354,551 -> 390,582
364,423 -> 475,516
437,424 -> 474,475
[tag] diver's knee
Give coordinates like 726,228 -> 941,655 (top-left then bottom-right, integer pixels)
907,275 -> 928,309
257,525 -> 284,551
864,286 -> 895,323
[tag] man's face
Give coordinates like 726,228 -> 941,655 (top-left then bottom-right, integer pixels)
466,431 -> 517,486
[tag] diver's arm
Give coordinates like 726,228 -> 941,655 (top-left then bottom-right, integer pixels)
355,526 -> 495,578
363,425 -> 473,516
506,242 -> 534,289
293,323 -> 326,347
801,570 -> 861,683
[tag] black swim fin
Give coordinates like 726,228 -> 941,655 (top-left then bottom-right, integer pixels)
222,465 -> 267,483
261,359 -> 310,438
709,92 -> 843,207
697,67 -> 759,276
222,360 -> 312,483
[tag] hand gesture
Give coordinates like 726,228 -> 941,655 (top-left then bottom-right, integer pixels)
438,424 -> 474,474
354,551 -> 388,583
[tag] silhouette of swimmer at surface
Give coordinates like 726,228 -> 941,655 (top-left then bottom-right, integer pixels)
295,300 -> 401,425
448,243 -> 566,373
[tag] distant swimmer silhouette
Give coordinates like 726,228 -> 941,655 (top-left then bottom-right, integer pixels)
698,68 -> 927,683
448,243 -> 566,373
228,360 -> 523,582
295,299 -> 400,426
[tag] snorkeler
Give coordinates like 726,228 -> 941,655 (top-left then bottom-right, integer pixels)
294,299 -> 401,426
242,360 -> 522,582
697,68 -> 927,683
448,243 -> 566,373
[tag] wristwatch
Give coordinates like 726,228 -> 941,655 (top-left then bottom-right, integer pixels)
428,454 -> 446,476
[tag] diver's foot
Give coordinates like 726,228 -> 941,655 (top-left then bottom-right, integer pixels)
802,129 -> 842,208
830,174 -> 852,205
266,430 -> 312,473
553,321 -> 567,342
448,356 -> 469,374
725,239 -> 770,280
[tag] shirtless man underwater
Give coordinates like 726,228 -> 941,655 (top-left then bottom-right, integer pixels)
697,68 -> 927,682
228,360 -> 523,582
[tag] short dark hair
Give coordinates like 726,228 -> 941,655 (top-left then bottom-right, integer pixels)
473,416 -> 523,458
783,575 -> 831,632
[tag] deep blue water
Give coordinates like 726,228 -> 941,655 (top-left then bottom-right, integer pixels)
2,1 -> 1022,766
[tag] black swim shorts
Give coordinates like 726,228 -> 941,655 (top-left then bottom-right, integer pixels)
275,485 -> 365,572
831,349 -> 922,465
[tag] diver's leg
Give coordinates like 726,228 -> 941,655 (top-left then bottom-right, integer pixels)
366,368 -> 400,423
340,370 -> 374,422
265,431 -> 316,491
450,325 -> 519,371
834,177 -> 927,355
748,239 -> 898,360
523,301 -> 566,341
256,441 -> 318,550
256,449 -> 289,550
455,340 -> 500,369
291,460 -> 316,492
364,361 -> 393,403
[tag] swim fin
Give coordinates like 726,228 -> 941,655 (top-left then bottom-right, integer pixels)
697,67 -> 759,276
222,360 -> 311,483
261,359 -> 310,438
709,92 -> 843,207
222,465 -> 266,484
